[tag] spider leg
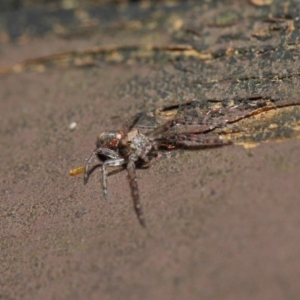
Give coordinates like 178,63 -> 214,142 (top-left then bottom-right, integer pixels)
84,147 -> 120,184
127,159 -> 146,227
156,133 -> 231,148
101,158 -> 125,200
84,150 -> 97,184
147,118 -> 222,139
149,103 -> 270,139
146,119 -> 183,137
122,112 -> 143,132
97,148 -> 120,159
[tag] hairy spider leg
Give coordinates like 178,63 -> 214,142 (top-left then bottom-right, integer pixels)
127,159 -> 146,227
101,158 -> 125,200
84,150 -> 98,183
122,112 -> 143,132
156,133 -> 231,148
84,147 -> 120,184
147,118 -> 220,139
148,104 -> 267,140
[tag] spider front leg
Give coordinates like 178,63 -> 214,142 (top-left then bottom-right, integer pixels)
84,147 -> 120,184
84,150 -> 97,184
127,159 -> 146,227
101,158 -> 125,200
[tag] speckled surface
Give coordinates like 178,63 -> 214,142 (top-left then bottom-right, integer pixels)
1,1 -> 300,299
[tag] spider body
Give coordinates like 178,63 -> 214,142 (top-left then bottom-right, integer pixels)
72,97 -> 282,227
84,128 -> 157,227
82,100 -> 232,227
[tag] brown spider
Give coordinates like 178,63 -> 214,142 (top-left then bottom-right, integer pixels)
70,97 -> 279,227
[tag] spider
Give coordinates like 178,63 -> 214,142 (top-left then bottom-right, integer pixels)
70,98 -> 277,227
